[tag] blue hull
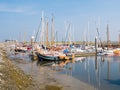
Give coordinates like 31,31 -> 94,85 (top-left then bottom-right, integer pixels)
36,52 -> 59,61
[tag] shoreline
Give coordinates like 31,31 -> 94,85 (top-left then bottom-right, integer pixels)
0,49 -> 36,90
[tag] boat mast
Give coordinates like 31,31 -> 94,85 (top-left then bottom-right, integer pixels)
51,14 -> 54,46
64,21 -> 67,44
107,24 -> 110,50
45,20 -> 49,46
68,23 -> 71,45
87,21 -> 89,46
83,27 -> 86,46
24,32 -> 26,44
40,11 -> 45,45
96,18 -> 104,49
55,30 -> 58,45
119,31 -> 120,47
64,22 -> 72,45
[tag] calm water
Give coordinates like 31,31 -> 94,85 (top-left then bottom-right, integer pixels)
9,53 -> 120,90
59,56 -> 120,90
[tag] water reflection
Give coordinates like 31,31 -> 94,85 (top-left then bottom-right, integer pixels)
95,56 -> 98,70
8,52 -> 33,63
59,56 -> 120,90
105,79 -> 120,86
37,60 -> 55,66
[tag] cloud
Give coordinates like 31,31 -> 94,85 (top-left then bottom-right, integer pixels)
0,3 -> 36,15
0,7 -> 24,13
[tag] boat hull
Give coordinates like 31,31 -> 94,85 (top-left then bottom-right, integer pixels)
36,52 -> 60,61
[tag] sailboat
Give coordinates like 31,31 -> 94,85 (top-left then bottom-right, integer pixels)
98,24 -> 114,56
35,12 -> 70,61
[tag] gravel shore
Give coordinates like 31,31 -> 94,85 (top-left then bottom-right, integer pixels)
0,45 -> 38,90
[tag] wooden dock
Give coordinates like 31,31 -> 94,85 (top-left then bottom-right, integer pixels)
75,52 -> 95,57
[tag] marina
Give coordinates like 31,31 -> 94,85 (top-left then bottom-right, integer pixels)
1,0 -> 120,90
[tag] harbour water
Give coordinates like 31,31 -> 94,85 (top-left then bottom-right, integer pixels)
59,56 -> 120,90
8,53 -> 120,90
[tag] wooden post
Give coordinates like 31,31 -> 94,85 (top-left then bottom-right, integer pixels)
95,37 -> 97,56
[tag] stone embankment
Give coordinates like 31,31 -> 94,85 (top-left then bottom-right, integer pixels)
0,43 -> 37,90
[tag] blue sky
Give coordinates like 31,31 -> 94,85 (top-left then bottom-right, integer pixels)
0,0 -> 120,42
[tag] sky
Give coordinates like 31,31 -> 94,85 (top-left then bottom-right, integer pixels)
0,0 -> 120,42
